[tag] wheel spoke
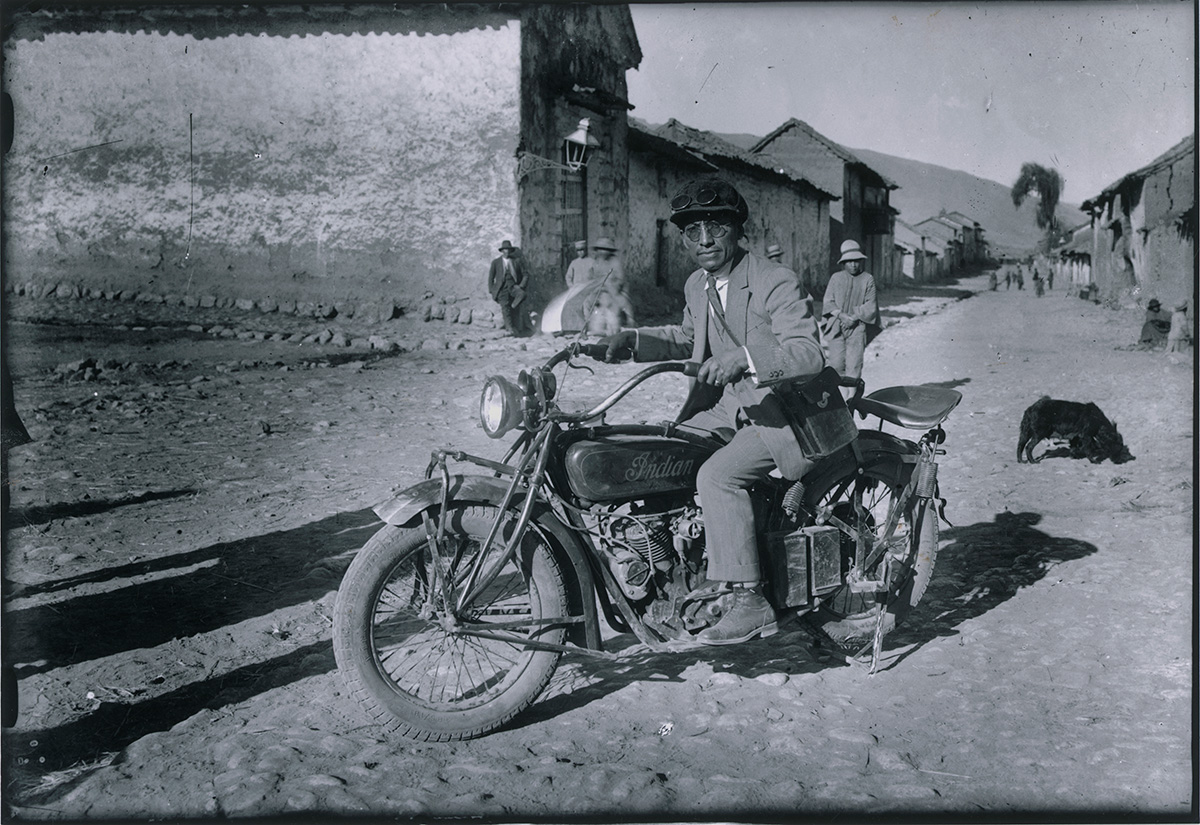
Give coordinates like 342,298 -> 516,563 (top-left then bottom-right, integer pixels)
335,505 -> 568,739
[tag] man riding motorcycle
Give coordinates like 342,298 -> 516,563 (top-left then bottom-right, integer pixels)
597,178 -> 826,645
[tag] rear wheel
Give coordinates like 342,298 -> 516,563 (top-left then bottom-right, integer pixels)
333,505 -> 568,741
806,457 -> 938,645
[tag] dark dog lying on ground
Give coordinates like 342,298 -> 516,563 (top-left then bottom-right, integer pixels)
1017,396 -> 1134,464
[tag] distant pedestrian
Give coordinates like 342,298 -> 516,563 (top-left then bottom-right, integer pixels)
765,243 -> 783,263
1165,302 -> 1191,352
989,271 -> 998,291
487,239 -> 530,336
1015,266 -> 1025,291
590,237 -> 636,328
1047,268 -> 1054,290
564,239 -> 592,288
822,239 -> 880,392
1005,270 -> 1012,289
1138,298 -> 1172,348
1034,274 -> 1044,297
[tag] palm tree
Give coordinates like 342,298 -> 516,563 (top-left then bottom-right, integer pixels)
1011,163 -> 1063,232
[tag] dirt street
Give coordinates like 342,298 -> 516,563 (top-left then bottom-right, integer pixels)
2,273 -> 1193,819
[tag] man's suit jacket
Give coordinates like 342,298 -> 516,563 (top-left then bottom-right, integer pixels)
633,250 -> 825,478
488,256 -> 526,300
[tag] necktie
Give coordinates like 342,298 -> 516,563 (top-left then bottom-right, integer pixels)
706,275 -> 734,342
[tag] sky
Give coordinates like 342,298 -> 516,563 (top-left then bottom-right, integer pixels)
625,1 -> 1195,203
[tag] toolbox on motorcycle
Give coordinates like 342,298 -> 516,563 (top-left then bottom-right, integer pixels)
766,524 -> 843,608
780,367 -> 858,459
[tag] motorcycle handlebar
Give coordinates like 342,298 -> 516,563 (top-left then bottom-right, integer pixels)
562,342 -> 699,377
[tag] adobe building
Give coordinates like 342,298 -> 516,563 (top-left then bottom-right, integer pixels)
748,118 -> 898,287
2,4 -> 641,319
627,117 -> 835,311
1079,133 -> 1195,313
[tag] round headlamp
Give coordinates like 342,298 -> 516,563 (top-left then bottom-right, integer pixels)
479,375 -> 524,438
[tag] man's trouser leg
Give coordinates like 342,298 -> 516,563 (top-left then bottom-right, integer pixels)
496,295 -> 515,332
694,426 -> 777,583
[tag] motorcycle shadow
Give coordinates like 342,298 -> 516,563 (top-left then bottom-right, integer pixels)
879,510 -> 1100,669
518,510 -> 1098,726
511,622 -> 828,732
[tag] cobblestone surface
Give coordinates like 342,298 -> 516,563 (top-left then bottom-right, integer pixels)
2,274 -> 1192,819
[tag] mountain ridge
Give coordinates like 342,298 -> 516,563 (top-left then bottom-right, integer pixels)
717,130 -> 1079,257
848,146 -> 1082,257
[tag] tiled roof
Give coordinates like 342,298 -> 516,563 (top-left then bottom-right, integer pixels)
912,218 -> 960,243
629,117 -> 837,200
748,118 -> 899,191
1081,133 -> 1196,211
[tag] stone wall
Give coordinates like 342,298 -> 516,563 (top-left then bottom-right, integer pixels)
3,7 -> 522,310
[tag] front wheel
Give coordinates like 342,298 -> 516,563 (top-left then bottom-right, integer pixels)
333,505 -> 569,741
805,456 -> 939,645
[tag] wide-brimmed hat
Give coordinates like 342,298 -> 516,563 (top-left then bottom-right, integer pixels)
668,178 -> 749,229
839,240 -> 868,264
1147,298 -> 1162,311
1174,301 -> 1188,312
766,243 -> 783,259
498,240 -> 515,251
591,237 -> 618,251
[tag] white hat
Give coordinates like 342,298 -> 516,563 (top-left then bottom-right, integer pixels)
838,240 -> 868,264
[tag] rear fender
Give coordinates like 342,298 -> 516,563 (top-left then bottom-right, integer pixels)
801,430 -> 918,506
373,475 -> 601,650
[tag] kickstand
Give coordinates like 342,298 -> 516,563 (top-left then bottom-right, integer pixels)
801,618 -> 863,668
802,612 -> 888,674
866,601 -> 887,674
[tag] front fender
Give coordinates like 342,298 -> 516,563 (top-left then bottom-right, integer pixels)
372,474 -> 602,650
374,475 -> 517,526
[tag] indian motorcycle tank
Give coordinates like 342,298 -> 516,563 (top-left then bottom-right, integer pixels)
562,435 -> 712,502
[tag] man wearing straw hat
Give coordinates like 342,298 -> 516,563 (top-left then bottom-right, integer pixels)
822,239 -> 880,389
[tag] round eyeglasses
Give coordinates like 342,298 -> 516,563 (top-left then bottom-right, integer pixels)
681,220 -> 732,242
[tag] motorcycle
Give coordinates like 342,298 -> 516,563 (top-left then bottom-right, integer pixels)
332,343 -> 961,741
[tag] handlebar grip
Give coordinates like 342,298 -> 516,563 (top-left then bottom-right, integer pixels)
579,342 -> 633,363
682,361 -> 701,377
578,343 -> 609,360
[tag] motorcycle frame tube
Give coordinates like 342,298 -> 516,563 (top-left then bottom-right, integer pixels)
456,426 -> 552,611
372,471 -> 603,651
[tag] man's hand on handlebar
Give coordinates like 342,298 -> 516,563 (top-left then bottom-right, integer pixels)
593,330 -> 636,363
696,348 -> 748,387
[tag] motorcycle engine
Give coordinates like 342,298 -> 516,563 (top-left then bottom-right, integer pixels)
589,499 -> 708,637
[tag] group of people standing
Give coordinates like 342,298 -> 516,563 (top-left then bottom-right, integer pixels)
488,236 -> 636,337
997,260 -> 1054,295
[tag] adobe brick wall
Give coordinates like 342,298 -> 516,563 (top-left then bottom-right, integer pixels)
3,10 -> 522,311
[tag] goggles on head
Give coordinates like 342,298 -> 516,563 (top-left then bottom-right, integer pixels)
671,186 -> 722,212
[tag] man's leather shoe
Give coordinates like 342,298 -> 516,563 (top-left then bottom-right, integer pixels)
697,585 -> 778,645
